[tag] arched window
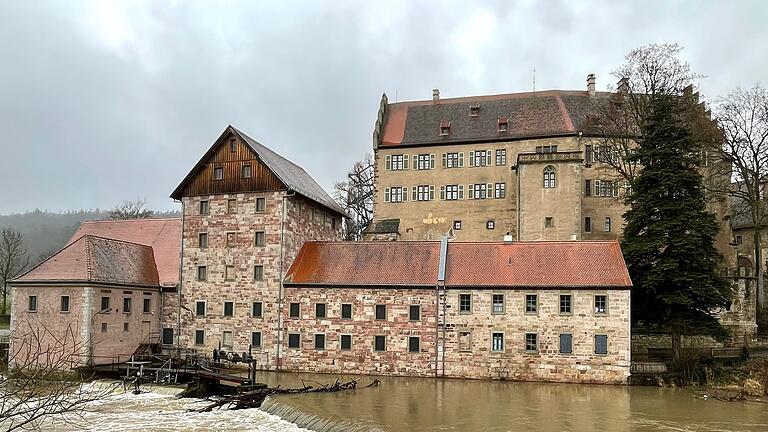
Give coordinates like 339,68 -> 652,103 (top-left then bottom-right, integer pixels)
543,166 -> 556,188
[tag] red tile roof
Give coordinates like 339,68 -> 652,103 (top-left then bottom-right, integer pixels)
15,235 -> 159,287
285,241 -> 631,288
67,218 -> 181,287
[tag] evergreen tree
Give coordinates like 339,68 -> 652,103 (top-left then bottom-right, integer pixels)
621,96 -> 732,363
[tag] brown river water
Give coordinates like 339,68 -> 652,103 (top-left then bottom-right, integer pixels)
39,372 -> 768,431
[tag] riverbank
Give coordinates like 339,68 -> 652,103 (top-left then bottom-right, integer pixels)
700,358 -> 768,402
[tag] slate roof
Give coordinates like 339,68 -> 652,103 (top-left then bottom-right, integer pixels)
285,240 -> 632,288
171,125 -> 345,216
380,90 -> 615,148
14,235 -> 160,287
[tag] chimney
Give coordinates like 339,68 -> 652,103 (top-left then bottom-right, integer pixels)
432,88 -> 440,104
586,74 -> 596,96
617,77 -> 629,94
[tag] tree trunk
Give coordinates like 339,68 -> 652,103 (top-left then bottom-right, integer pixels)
671,330 -> 682,365
755,227 -> 766,333
1,280 -> 6,315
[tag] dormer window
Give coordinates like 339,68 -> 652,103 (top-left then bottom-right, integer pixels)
498,117 -> 509,132
440,121 -> 451,136
469,105 -> 480,117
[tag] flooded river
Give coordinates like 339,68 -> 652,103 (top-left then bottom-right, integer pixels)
39,372 -> 768,431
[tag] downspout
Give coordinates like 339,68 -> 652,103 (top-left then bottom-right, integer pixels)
436,236 -> 448,377
276,191 -> 295,370
516,161 -> 521,240
175,199 -> 185,350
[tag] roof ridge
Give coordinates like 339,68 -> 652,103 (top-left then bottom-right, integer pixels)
388,89 -> 615,106
81,234 -> 157,249
80,217 -> 181,224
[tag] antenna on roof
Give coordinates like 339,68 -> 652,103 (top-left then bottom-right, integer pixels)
532,68 -> 536,94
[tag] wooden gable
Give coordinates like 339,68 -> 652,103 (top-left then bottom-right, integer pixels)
173,129 -> 286,198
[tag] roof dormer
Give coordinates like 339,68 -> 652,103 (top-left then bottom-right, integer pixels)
498,117 -> 509,133
440,121 -> 451,136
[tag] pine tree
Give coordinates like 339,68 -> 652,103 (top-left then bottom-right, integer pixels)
621,96 -> 732,363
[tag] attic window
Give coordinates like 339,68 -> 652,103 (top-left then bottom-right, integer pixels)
229,139 -> 237,152
213,166 -> 224,181
242,164 -> 252,179
469,105 -> 480,117
498,117 -> 509,132
440,121 -> 451,136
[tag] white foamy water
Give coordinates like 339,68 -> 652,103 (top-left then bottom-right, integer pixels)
38,381 -> 309,432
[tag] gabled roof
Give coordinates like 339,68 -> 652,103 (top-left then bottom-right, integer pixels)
379,90 -> 615,148
68,218 -> 181,287
14,235 -> 159,287
171,125 -> 345,216
285,240 -> 632,288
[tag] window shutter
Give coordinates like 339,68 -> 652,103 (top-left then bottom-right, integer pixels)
430,154 -> 435,169
442,153 -> 447,168
412,186 -> 417,201
585,144 -> 593,164
595,335 -> 608,354
386,155 -> 391,170
486,184 -> 492,199
585,180 -> 592,196
469,151 -> 475,166
459,152 -> 464,167
384,187 -> 390,202
402,187 -> 407,202
486,151 -> 492,166
612,182 -> 619,197
458,185 -> 464,199
594,180 -> 600,197
404,155 -> 409,170
440,186 -> 445,200
429,185 -> 435,200
412,155 -> 417,169
560,334 -> 572,353
469,184 -> 475,199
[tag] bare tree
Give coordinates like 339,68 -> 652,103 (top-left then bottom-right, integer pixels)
333,154 -> 374,241
0,228 -> 29,315
107,199 -> 154,220
712,84 -> 768,327
1,321 -> 117,431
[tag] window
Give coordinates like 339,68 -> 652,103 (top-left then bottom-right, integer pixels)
492,332 -> 504,352
254,265 -> 264,281
543,166 -> 556,188
486,220 -> 495,230
594,180 -> 619,197
196,301 -> 206,316
162,328 -> 174,345
408,337 -> 420,353
736,235 -> 743,245
495,149 -> 507,165
198,232 -> 208,249
440,121 -> 451,136
213,166 -> 224,180
143,298 -> 151,314
385,186 -> 406,203
288,333 -> 300,348
416,154 -> 435,170
375,304 -> 387,320
255,197 -> 267,213
560,294 -> 572,314
254,231 -> 266,247
469,150 -> 491,167
195,330 -> 205,346
60,295 -> 70,312
374,335 -> 386,352
99,296 -> 110,312
585,179 -> 592,196
415,185 -> 434,201
222,331 -> 233,348
409,305 -> 421,321
525,333 -> 538,352
605,217 -> 612,232
545,217 -> 554,228
289,302 -> 300,318
453,220 -> 462,230
252,301 -> 263,317
314,334 -> 326,350
469,105 -> 480,117
585,144 -> 593,164
123,322 -> 129,332
123,297 -> 131,314
497,118 -> 509,133
595,295 -> 608,314
492,294 -> 504,314
242,164 -> 252,179
595,334 -> 608,355
386,154 -> 407,170
315,303 -> 327,318
443,152 -> 464,168
458,331 -> 472,352
225,265 -> 235,281
536,145 -> 558,153
560,334 -> 573,354
226,232 -> 236,248
229,138 -> 237,152
459,294 -> 472,314
197,266 -> 207,281
494,183 -> 506,199
341,303 -> 352,319
28,295 -> 37,312
223,301 -> 234,317
199,200 -> 209,215
442,184 -> 463,200
525,294 -> 537,314
227,199 -> 237,213
340,334 -> 352,351
101,323 -> 108,333
584,217 -> 592,233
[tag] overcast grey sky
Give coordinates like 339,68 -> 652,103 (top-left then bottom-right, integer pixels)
0,0 -> 765,214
